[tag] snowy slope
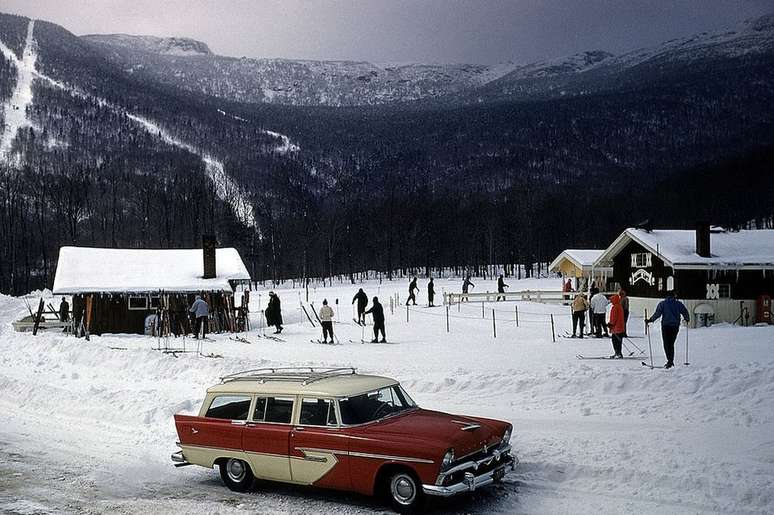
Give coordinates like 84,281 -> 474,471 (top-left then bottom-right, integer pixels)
1,277 -> 773,514
0,20 -> 36,163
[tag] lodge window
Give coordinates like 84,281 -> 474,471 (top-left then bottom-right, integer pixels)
128,296 -> 148,310
631,252 -> 652,268
299,398 -> 338,427
150,296 -> 161,309
718,284 -> 731,298
205,395 -> 252,420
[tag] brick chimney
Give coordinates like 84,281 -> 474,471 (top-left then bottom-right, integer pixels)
695,222 -> 711,258
202,234 -> 217,279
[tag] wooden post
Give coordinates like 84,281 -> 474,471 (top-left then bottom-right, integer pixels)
406,305 -> 409,323
446,305 -> 450,333
550,314 -> 556,342
482,301 -> 485,319
492,309 -> 496,339
515,305 -> 519,327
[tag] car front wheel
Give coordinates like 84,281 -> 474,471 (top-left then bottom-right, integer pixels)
219,458 -> 254,492
387,470 -> 424,513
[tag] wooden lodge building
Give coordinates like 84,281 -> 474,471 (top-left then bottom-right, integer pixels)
549,249 -> 612,291
593,225 -> 774,326
52,240 -> 251,335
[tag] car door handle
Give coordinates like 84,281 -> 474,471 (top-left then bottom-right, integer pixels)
294,427 -> 305,431
191,427 -> 199,434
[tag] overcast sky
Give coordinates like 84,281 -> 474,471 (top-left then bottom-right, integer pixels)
3,0 -> 772,64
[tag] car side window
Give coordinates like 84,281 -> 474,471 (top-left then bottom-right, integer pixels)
264,397 -> 294,424
205,395 -> 252,420
252,397 -> 268,421
299,398 -> 337,426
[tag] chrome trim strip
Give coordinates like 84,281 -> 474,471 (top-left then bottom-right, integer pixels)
436,443 -> 511,484
295,447 -> 433,464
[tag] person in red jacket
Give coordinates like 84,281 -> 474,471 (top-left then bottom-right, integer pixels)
607,294 -> 626,358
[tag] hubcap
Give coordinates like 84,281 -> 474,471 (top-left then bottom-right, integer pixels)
227,458 -> 246,482
391,474 -> 416,505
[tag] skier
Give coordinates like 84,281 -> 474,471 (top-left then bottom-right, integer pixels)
607,294 -> 626,358
352,288 -> 368,325
427,277 -> 435,307
189,295 -> 209,339
619,288 -> 630,337
58,297 -> 70,323
646,291 -> 690,369
590,289 -> 610,338
318,299 -> 335,343
265,291 -> 283,334
570,293 -> 588,338
462,275 -> 474,302
365,297 -> 386,343
406,277 -> 418,306
497,274 -> 509,301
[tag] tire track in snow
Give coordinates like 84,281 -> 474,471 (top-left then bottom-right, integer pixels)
0,20 -> 37,163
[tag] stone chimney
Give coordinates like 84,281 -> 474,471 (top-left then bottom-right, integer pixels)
202,234 -> 217,279
695,222 -> 711,258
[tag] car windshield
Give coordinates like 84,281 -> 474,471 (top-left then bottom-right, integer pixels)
339,384 -> 417,425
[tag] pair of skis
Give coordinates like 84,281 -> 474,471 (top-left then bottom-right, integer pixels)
311,339 -> 338,345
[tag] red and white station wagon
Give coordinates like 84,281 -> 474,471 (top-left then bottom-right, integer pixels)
172,367 -> 516,512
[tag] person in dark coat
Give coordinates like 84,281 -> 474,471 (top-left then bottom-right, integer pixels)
497,274 -> 509,301
58,297 -> 70,322
265,291 -> 283,334
365,297 -> 386,343
71,295 -> 84,337
352,288 -> 368,325
462,276 -> 474,302
406,277 -> 418,306
427,278 -> 435,307
646,291 -> 690,369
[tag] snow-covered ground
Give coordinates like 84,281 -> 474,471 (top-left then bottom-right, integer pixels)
1,277 -> 773,514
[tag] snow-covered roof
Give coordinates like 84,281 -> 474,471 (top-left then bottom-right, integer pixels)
550,249 -> 610,272
595,228 -> 774,270
52,246 -> 251,294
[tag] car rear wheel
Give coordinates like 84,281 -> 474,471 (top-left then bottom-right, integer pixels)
387,470 -> 424,513
219,458 -> 254,492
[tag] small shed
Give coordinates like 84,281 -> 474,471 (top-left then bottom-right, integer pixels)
52,244 -> 251,335
594,226 -> 774,325
549,249 -> 612,290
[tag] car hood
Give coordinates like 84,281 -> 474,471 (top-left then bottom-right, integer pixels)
361,408 -> 508,458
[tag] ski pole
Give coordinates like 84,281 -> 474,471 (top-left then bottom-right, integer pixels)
684,323 -> 690,366
646,322 -> 654,368
623,336 -> 645,355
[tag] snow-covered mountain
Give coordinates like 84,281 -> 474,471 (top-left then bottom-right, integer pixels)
83,33 -> 212,56
81,14 -> 774,106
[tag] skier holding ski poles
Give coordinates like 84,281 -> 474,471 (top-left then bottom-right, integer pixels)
427,278 -> 436,307
607,294 -> 626,358
646,291 -> 690,369
318,299 -> 335,344
497,274 -> 509,301
365,297 -> 386,343
462,276 -> 474,302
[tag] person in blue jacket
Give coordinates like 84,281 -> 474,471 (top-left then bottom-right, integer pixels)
646,291 -> 690,369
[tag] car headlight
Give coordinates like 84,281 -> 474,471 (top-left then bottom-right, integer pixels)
441,449 -> 455,470
502,426 -> 512,445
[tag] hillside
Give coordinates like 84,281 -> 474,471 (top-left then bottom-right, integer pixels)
0,12 -> 774,294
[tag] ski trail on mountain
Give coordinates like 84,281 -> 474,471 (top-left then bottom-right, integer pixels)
126,114 -> 258,229
1,52 -> 259,230
0,20 -> 37,163
216,108 -> 299,154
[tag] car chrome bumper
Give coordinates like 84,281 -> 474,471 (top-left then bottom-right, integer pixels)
171,450 -> 191,467
422,454 -> 517,497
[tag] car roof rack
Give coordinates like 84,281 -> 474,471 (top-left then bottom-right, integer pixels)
220,367 -> 357,386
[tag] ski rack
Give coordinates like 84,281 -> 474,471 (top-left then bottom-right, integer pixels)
220,367 -> 357,385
